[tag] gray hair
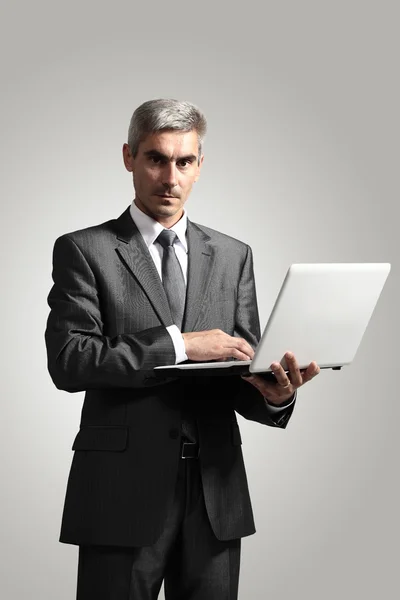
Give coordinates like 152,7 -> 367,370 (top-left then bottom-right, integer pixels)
127,99 -> 207,164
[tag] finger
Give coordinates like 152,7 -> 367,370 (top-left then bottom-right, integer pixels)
231,337 -> 255,359
221,348 -> 253,361
223,336 -> 254,359
284,351 -> 302,386
271,362 -> 291,387
301,362 -> 320,383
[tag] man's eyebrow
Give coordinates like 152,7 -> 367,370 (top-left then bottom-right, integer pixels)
143,150 -> 197,162
177,154 -> 197,162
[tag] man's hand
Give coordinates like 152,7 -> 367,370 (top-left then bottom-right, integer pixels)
241,351 -> 320,406
182,329 -> 255,362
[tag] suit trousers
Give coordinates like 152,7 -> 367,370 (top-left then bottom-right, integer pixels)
76,449 -> 241,600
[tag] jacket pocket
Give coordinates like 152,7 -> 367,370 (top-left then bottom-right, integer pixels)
231,423 -> 242,446
72,426 -> 128,452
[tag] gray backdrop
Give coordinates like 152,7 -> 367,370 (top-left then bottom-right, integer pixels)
1,0 -> 399,598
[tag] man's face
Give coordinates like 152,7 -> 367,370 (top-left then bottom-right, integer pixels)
123,129 -> 203,227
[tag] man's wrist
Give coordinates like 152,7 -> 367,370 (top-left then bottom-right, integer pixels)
265,390 -> 297,410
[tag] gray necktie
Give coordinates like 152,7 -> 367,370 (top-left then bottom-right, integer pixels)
156,229 -> 198,444
156,229 -> 186,329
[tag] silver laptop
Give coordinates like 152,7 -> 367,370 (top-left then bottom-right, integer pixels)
154,263 -> 391,377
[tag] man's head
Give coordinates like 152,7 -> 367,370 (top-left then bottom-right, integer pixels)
123,99 -> 207,227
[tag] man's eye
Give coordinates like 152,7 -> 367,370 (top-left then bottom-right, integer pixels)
150,156 -> 161,164
178,160 -> 190,167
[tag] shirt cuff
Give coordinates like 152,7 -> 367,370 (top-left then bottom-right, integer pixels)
166,325 -> 188,364
264,389 -> 297,412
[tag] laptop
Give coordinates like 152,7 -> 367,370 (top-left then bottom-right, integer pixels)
154,263 -> 391,378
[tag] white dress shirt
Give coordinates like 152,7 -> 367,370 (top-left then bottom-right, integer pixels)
129,200 -> 188,363
129,200 -> 295,412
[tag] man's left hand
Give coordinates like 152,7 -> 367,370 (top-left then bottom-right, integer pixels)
241,351 -> 320,406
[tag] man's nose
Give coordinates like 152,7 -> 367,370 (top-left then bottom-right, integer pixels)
162,163 -> 178,189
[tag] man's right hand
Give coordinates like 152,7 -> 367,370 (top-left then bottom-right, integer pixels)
182,329 -> 255,362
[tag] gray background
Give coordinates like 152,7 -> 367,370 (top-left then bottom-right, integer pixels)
1,0 -> 399,598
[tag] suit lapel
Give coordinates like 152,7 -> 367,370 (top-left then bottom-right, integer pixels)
113,207 -> 216,332
114,207 -> 173,327
182,220 -> 216,332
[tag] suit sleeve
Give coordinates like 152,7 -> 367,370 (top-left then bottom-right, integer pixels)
232,245 -> 296,428
45,234 -> 176,392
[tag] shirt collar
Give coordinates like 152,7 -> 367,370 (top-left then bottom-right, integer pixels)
129,199 -> 188,251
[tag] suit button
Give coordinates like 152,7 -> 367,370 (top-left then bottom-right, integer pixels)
169,428 -> 180,440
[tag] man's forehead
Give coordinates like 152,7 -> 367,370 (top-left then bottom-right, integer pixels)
139,130 -> 199,156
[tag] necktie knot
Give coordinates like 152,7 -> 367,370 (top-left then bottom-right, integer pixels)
157,229 -> 177,249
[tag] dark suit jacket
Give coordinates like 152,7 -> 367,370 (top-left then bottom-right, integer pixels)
45,206 -> 295,547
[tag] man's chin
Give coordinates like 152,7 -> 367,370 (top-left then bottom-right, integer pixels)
153,200 -> 182,216
135,196 -> 184,222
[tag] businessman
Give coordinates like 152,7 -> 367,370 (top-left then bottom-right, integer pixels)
45,99 -> 320,600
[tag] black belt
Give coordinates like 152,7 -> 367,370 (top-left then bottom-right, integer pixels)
181,440 -> 200,459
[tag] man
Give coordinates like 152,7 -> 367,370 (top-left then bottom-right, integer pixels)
45,99 -> 320,600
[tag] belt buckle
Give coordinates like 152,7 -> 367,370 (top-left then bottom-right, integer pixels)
181,441 -> 200,459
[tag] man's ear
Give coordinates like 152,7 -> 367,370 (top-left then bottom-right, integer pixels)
194,154 -> 204,182
122,143 -> 134,172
